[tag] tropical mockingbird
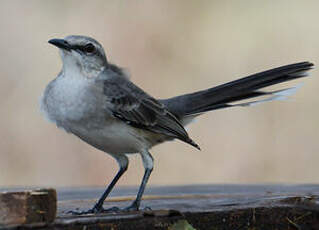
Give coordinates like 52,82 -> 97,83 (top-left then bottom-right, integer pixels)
41,35 -> 313,214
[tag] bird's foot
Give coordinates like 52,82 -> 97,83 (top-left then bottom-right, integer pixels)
66,203 -> 114,215
121,201 -> 151,212
66,208 -> 96,215
123,201 -> 139,211
105,201 -> 151,212
66,201 -> 151,215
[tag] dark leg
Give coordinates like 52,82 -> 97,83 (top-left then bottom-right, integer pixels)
68,154 -> 129,215
93,155 -> 129,212
125,150 -> 153,211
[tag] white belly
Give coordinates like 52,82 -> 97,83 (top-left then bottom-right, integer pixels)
41,77 -> 167,155
70,119 -> 154,154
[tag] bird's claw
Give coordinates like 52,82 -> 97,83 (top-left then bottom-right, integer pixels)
66,206 -> 127,215
66,201 -> 148,215
66,208 -> 95,215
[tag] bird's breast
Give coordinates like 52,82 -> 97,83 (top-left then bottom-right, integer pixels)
41,77 -> 105,127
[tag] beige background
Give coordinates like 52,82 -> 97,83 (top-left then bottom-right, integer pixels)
0,0 -> 318,187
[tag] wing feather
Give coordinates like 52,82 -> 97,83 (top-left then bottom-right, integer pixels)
101,74 -> 199,149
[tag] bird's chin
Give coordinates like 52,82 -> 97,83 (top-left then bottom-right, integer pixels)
59,49 -> 79,62
59,48 -> 71,56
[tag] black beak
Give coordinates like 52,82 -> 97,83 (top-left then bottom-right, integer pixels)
48,38 -> 72,51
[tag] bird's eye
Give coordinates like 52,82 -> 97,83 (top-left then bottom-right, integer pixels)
83,43 -> 96,54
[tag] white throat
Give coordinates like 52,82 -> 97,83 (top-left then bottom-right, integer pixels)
61,52 -> 84,79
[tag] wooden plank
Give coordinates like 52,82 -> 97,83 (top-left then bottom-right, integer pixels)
2,185 -> 319,229
0,188 -> 56,227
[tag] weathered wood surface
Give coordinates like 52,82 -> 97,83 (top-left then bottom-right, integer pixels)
0,188 -> 56,227
1,184 -> 319,229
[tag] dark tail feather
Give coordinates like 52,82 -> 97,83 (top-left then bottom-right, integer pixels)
161,62 -> 314,117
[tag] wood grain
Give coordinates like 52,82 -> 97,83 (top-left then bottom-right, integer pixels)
0,188 -> 56,227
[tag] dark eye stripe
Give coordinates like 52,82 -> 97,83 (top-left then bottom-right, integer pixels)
83,43 -> 95,53
72,43 -> 96,54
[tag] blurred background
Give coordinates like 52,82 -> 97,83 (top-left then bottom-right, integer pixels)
0,0 -> 318,188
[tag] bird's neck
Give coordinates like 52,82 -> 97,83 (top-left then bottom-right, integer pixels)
62,61 -> 105,80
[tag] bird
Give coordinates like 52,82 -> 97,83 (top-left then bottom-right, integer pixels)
41,35 -> 313,214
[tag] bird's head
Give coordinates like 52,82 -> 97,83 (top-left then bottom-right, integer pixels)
49,35 -> 107,78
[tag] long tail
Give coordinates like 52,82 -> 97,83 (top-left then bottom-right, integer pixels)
161,62 -> 313,119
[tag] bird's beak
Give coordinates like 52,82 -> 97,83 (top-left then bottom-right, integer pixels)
48,38 -> 72,51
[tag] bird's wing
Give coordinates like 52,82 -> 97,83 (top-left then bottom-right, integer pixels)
100,76 -> 199,149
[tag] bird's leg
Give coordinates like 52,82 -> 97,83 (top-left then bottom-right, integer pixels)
67,154 -> 129,215
124,150 -> 153,211
93,155 -> 129,212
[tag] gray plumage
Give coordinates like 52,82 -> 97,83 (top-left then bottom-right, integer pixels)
41,35 -> 313,214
